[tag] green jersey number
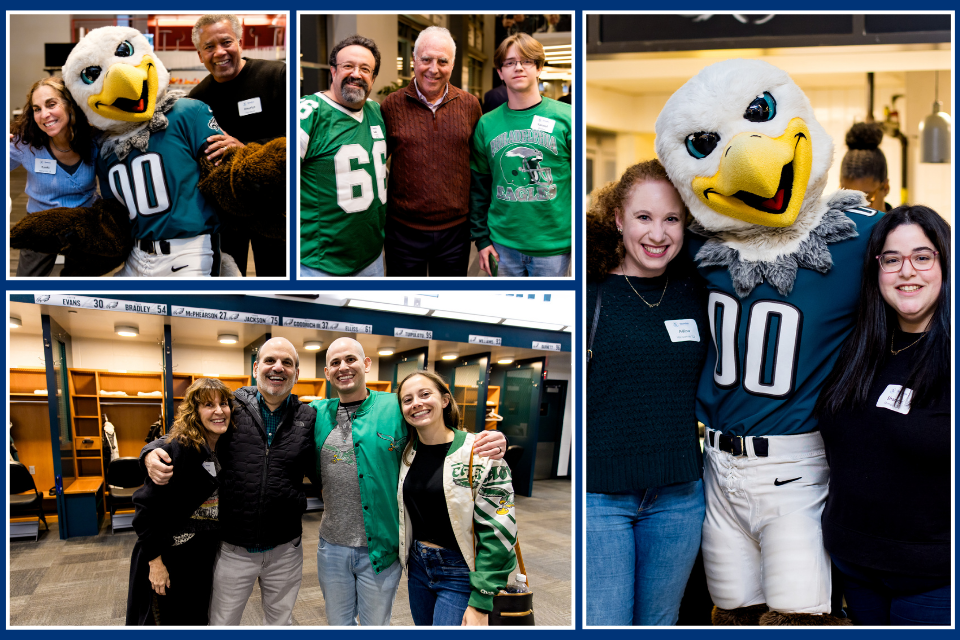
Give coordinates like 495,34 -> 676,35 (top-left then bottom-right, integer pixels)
335,142 -> 387,213
106,153 -> 172,220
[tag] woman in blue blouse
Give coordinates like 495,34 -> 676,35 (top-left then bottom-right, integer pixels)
10,77 -> 97,276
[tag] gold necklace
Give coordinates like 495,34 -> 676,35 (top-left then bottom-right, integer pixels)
890,330 -> 927,355
51,141 -> 71,153
621,269 -> 668,308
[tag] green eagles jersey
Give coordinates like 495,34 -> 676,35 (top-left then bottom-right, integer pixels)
97,98 -> 221,241
470,98 -> 572,256
299,93 -> 387,275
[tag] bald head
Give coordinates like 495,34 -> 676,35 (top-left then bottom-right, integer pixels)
325,337 -> 371,403
254,337 -> 300,410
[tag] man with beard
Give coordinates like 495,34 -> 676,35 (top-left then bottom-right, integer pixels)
140,338 -> 316,625
299,35 -> 387,277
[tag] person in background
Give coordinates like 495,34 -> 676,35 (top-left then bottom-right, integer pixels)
126,378 -> 234,625
585,160 -> 708,625
10,77 -> 97,276
817,206 -> 950,626
189,14 -> 287,276
397,371 -> 517,626
840,122 -> 891,212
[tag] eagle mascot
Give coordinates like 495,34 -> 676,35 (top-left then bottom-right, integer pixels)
11,26 -> 285,277
655,59 -> 881,625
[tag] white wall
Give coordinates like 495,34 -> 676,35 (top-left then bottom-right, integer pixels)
9,15 -> 72,120
10,332 -> 44,369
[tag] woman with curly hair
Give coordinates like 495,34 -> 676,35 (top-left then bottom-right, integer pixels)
126,378 -> 235,625
10,76 -> 98,276
840,122 -> 891,212
586,159 -> 709,625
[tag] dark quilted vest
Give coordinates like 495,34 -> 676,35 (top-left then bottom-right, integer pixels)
216,386 -> 316,548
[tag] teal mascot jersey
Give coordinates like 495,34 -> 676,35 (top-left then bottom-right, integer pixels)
98,98 -> 221,241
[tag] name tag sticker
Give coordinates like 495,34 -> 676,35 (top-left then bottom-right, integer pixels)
664,319 -> 700,343
370,125 -> 384,139
203,461 -> 217,476
531,115 -> 555,133
877,384 -> 913,415
238,97 -> 262,116
35,158 -> 57,174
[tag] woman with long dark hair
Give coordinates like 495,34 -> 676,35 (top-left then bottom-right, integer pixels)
818,205 -> 950,625
10,77 -> 97,276
585,159 -> 708,625
397,370 -> 518,626
126,378 -> 235,625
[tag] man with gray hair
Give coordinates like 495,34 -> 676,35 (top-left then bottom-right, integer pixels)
311,337 -> 505,624
189,14 -> 287,276
142,337 -> 316,625
380,26 -> 482,277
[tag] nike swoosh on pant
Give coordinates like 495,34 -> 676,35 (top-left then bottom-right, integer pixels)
171,265 -> 189,272
774,477 -> 802,486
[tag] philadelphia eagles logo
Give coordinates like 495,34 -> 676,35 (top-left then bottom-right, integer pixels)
322,443 -> 354,464
480,486 -> 515,515
377,432 -> 408,452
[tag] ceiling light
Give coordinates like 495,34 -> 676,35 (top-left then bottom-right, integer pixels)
304,340 -> 323,351
378,340 -> 397,356
115,323 -> 139,337
431,309 -> 502,323
501,318 -> 566,331
218,333 -> 239,344
10,315 -> 22,329
921,71 -> 951,163
442,351 -> 459,361
346,299 -> 431,315
498,354 -> 515,365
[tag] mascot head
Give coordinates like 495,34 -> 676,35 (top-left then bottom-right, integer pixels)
62,26 -> 170,133
655,59 -> 833,234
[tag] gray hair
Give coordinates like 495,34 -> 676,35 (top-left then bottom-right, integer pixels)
413,26 -> 456,61
192,14 -> 243,51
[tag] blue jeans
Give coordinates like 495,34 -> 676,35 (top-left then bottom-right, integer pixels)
299,252 -> 385,278
316,534 -> 403,626
586,480 -> 705,625
832,556 -> 951,625
406,541 -> 473,626
491,241 -> 570,277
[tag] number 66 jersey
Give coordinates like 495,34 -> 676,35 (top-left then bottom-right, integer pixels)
96,98 -> 221,241
689,205 -> 882,437
299,92 -> 387,276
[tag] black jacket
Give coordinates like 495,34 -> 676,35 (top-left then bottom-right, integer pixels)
141,387 -> 316,549
126,438 -> 219,625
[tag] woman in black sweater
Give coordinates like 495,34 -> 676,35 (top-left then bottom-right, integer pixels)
585,160 -> 708,625
126,378 -> 235,625
817,206 -> 950,625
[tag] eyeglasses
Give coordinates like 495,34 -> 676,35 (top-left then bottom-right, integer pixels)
876,250 -> 939,273
333,62 -> 374,76
501,58 -> 537,69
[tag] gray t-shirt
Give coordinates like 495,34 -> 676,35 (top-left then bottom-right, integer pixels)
318,399 -> 367,547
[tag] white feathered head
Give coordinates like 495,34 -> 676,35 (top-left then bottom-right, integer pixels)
655,59 -> 833,233
62,26 -> 169,133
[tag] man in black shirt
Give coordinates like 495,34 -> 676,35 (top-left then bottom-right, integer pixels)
190,14 -> 287,276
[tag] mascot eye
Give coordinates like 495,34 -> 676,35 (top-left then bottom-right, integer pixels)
115,41 -> 134,57
685,131 -> 721,159
744,92 -> 777,122
80,66 -> 102,85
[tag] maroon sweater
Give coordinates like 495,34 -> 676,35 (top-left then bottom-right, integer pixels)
381,81 -> 482,231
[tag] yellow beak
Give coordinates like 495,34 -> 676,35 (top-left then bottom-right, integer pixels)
88,56 -> 158,123
691,117 -> 813,227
